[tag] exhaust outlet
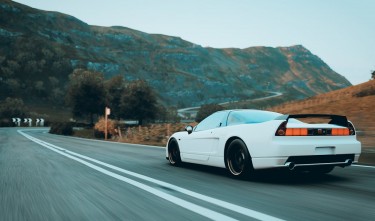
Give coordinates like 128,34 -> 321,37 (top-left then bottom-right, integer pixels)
285,162 -> 296,170
345,159 -> 353,166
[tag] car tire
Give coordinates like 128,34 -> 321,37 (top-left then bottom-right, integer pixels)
226,139 -> 253,178
168,138 -> 181,166
308,165 -> 335,174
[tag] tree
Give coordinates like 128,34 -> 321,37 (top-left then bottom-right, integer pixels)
66,69 -> 107,125
104,75 -> 126,119
0,97 -> 28,119
120,80 -> 158,125
195,103 -> 224,122
371,70 -> 375,80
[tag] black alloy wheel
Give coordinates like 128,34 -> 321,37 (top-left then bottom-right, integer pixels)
168,139 -> 181,166
226,139 -> 253,177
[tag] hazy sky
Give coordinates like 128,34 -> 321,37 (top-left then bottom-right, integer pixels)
14,0 -> 375,85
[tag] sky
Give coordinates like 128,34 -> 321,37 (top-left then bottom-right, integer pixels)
14,0 -> 375,85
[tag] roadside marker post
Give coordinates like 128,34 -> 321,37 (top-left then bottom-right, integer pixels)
28,118 -> 32,127
36,118 -> 40,127
105,107 -> 111,140
16,118 -> 21,126
40,118 -> 44,127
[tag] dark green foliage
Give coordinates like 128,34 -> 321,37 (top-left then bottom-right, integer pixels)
0,97 -> 28,119
49,122 -> 73,135
195,104 -> 224,122
104,75 -> 126,119
120,80 -> 158,125
66,69 -> 107,124
0,120 -> 13,127
0,37 -> 72,104
156,105 -> 180,123
371,70 -> 375,80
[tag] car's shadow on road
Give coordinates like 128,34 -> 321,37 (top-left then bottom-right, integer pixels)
249,169 -> 350,185
176,162 -> 350,185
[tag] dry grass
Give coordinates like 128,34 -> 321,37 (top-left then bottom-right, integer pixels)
117,123 -> 195,146
72,123 -> 197,146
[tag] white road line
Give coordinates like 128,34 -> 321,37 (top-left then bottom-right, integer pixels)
352,164 -> 375,169
18,130 -> 285,221
18,130 -> 237,221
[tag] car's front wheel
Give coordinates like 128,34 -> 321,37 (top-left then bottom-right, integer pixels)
168,138 -> 181,166
226,139 -> 253,178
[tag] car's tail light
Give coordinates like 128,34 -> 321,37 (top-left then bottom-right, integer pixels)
276,121 -> 355,136
276,122 -> 308,136
286,128 -> 308,136
347,122 -> 356,135
275,121 -> 287,136
331,128 -> 349,136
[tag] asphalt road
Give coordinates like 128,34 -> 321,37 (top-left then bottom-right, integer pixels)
1,128 -> 374,221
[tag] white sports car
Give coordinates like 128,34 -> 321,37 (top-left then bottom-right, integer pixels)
166,109 -> 361,177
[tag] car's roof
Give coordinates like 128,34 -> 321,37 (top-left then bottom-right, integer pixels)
218,109 -> 281,115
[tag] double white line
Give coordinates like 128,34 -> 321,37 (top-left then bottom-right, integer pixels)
18,130 -> 285,221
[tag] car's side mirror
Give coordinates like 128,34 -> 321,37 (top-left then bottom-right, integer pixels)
185,125 -> 193,134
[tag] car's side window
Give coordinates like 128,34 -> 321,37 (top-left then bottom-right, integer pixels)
194,111 -> 227,132
227,112 -> 244,126
227,111 -> 252,126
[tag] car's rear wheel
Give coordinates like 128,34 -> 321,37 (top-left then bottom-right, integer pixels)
226,139 -> 253,178
308,165 -> 335,174
168,138 -> 181,166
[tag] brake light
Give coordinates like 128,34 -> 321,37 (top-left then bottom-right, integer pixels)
276,121 -> 309,136
275,122 -> 354,136
286,128 -> 308,136
331,128 -> 350,136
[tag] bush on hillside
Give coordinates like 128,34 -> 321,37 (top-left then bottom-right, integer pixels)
49,122 -> 73,136
353,87 -> 375,97
195,103 -> 224,122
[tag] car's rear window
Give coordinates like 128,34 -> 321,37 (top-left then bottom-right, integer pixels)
227,110 -> 281,126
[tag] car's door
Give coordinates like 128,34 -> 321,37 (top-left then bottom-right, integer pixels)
179,111 -> 228,161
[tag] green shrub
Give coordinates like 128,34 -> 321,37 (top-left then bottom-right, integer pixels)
49,122 -> 73,135
0,119 -> 13,127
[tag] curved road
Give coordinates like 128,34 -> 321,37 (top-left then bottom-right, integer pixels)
0,128 -> 374,221
178,91 -> 283,118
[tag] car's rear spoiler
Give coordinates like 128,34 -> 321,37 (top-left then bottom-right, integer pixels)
275,114 -> 349,127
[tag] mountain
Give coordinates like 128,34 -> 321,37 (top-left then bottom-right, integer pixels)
0,0 -> 351,109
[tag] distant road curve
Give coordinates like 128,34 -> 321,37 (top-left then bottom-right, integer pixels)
178,91 -> 283,118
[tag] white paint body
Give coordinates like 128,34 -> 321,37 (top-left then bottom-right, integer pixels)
166,110 -> 361,170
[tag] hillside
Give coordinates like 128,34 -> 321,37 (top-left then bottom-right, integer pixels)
0,0 -> 351,109
269,80 -> 375,164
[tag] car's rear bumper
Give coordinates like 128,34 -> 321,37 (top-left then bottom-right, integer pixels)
252,153 -> 360,169
250,136 -> 361,169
